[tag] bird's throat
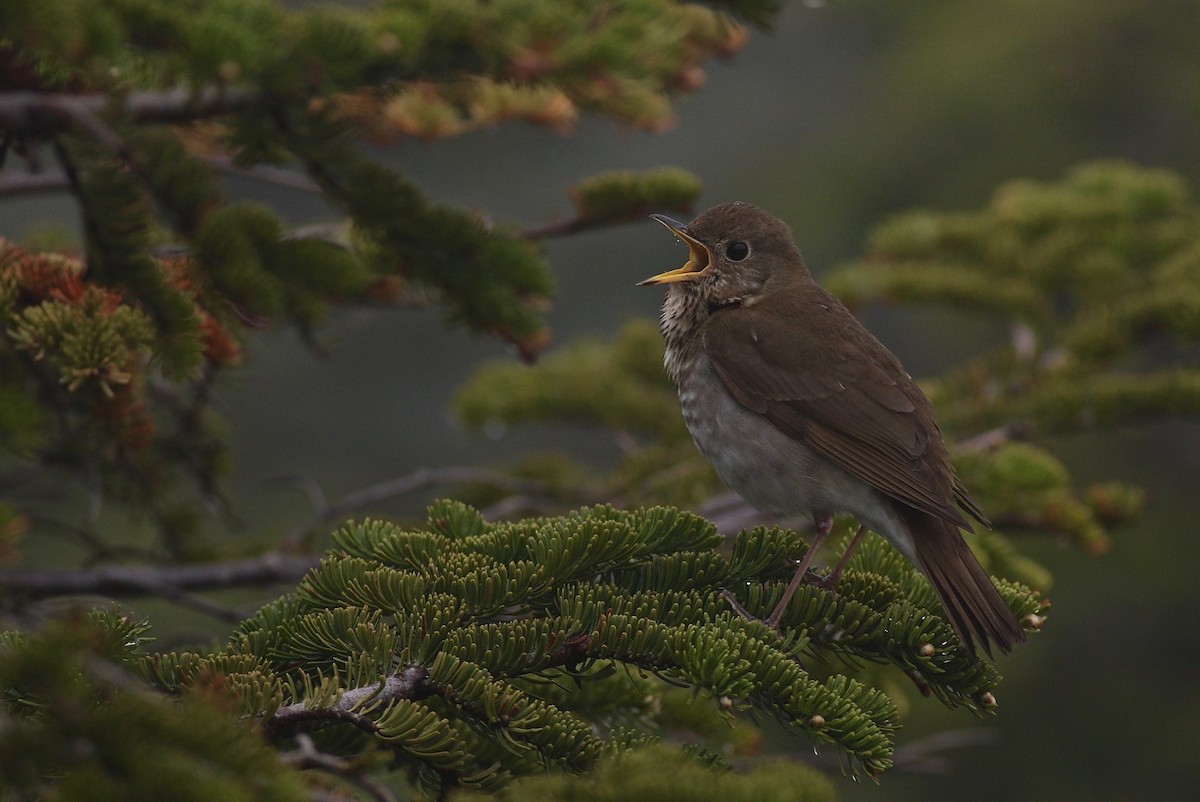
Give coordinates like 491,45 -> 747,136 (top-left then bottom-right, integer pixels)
659,286 -> 710,387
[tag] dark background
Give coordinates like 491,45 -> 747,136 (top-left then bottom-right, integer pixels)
3,2 -> 1198,800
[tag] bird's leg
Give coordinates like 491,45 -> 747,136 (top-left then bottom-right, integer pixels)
763,513 -> 833,630
813,523 -> 870,590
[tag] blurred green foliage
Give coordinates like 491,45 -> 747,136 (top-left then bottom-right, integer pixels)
2,0 -> 1198,800
0,610 -> 310,802
6,502 -> 1044,798
826,162 -> 1200,439
0,0 -> 723,557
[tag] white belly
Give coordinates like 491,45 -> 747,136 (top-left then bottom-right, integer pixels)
678,354 -> 917,562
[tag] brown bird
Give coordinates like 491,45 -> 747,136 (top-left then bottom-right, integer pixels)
640,202 -> 1025,656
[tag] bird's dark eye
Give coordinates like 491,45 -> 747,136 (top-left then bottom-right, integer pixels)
726,241 -> 750,261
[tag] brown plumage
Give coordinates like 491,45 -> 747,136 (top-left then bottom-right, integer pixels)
640,202 -> 1025,656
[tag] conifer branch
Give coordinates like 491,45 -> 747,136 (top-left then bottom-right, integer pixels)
266,666 -> 431,739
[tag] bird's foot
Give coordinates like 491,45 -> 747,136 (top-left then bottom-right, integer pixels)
763,602 -> 788,632
721,589 -> 786,633
807,570 -> 840,591
807,523 -> 870,592
721,518 -> 842,633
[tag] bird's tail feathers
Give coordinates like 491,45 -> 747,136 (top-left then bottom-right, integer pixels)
908,513 -> 1026,657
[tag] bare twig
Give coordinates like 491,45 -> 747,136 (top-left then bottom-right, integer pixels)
2,465 -> 594,612
282,734 -> 399,802
81,654 -> 162,694
696,491 -> 808,536
1,457 -> 772,622
519,214 -> 596,240
477,493 -> 563,520
24,513 -> 162,565
46,96 -> 128,154
520,204 -> 669,240
284,222 -> 352,244
955,422 -> 1033,453
890,728 -> 999,774
0,87 -> 257,135
278,466 -> 587,546
0,551 -> 317,601
129,580 -> 252,623
202,154 -> 322,193
0,170 -> 71,196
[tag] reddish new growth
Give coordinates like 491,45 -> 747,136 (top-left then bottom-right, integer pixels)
160,256 -> 242,367
91,392 -> 155,454
198,311 -> 242,367
1,240 -> 243,456
9,251 -> 91,306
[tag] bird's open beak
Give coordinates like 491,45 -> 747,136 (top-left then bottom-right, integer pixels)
638,214 -> 713,286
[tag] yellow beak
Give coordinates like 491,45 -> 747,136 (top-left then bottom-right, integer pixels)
638,214 -> 713,286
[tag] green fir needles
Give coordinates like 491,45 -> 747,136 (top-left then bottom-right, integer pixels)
136,501 -> 1042,796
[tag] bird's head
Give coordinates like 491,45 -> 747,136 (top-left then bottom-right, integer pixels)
639,202 -> 809,307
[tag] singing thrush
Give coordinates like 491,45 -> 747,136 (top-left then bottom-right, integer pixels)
640,202 -> 1025,656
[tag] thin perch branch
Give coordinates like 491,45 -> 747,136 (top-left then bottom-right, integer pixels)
266,666 -> 431,738
265,637 -> 592,739
278,466 -> 593,546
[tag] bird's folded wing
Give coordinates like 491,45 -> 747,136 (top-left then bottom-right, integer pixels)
703,289 -> 974,528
